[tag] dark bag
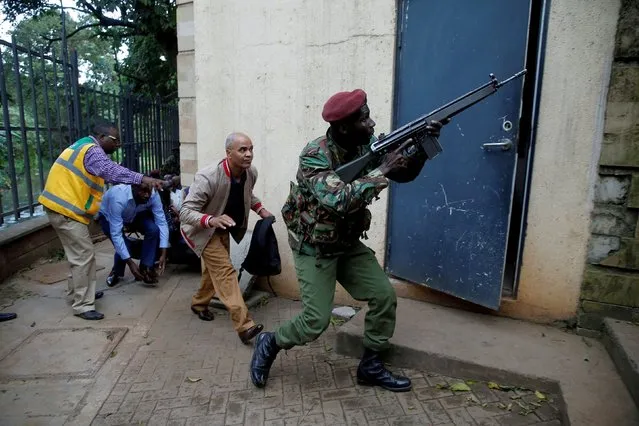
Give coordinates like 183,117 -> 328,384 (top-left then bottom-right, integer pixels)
238,215 -> 281,296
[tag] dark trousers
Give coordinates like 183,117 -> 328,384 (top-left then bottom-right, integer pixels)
98,211 -> 160,276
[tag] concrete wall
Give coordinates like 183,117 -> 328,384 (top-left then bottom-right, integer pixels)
178,0 -> 621,322
579,0 -> 639,331
0,217 -> 104,283
0,217 -> 62,282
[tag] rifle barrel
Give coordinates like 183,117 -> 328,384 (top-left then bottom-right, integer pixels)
335,69 -> 527,182
496,69 -> 527,87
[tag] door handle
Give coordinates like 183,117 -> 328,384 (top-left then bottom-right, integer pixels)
482,138 -> 512,151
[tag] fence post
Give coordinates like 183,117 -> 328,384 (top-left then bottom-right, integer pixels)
120,88 -> 136,170
70,50 -> 82,141
39,48 -> 55,163
0,46 -> 21,221
50,48 -> 65,152
155,95 -> 163,170
11,36 -> 34,215
27,43 -> 44,192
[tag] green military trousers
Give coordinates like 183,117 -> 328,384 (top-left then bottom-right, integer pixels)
275,241 -> 397,352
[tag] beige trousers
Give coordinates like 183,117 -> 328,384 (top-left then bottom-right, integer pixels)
46,209 -> 97,315
191,232 -> 254,333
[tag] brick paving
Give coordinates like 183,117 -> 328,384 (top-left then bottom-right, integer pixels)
90,285 -> 563,426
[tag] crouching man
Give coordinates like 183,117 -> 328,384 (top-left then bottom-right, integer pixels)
180,132 -> 273,344
249,89 -> 444,392
98,182 -> 169,286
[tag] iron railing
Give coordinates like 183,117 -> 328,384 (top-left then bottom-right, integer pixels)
0,37 -> 179,227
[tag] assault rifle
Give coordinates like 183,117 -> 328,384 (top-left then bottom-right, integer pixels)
335,70 -> 527,183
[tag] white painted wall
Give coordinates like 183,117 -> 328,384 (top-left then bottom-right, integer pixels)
188,0 -> 621,321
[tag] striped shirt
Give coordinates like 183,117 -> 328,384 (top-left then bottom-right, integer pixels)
83,136 -> 143,185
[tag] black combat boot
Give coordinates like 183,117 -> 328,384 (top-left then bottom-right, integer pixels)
249,332 -> 281,388
356,348 -> 412,392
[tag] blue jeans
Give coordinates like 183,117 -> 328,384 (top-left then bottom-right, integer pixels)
98,211 -> 160,276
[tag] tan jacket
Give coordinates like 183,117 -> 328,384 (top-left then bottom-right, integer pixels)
179,159 -> 264,257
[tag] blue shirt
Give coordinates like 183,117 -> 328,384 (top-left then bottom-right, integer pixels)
99,184 -> 169,260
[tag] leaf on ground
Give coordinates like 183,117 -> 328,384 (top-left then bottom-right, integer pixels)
497,403 -> 507,410
109,351 -> 117,358
324,344 -> 333,352
530,401 -> 542,408
506,403 -> 513,411
535,390 -> 547,400
488,382 -> 501,390
510,395 -> 522,400
466,395 -> 480,404
450,383 -> 471,392
186,377 -> 201,383
465,380 -> 476,385
435,383 -> 449,390
329,317 -> 345,326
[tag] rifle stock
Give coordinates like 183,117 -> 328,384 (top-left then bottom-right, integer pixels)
334,70 -> 527,183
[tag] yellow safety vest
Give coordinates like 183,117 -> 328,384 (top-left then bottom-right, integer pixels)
38,137 -> 105,224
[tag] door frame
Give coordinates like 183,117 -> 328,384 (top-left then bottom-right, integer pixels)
384,0 -> 552,299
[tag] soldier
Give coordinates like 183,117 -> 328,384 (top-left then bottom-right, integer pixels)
249,89 -> 443,392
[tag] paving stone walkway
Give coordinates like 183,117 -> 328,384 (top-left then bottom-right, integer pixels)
91,285 -> 562,426
0,242 -> 563,426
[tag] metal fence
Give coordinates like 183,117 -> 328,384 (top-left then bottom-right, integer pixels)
0,37 -> 179,227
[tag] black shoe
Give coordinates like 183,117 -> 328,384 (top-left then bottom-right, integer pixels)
239,324 -> 264,344
249,332 -> 280,388
95,291 -> 104,300
191,307 -> 214,321
0,312 -> 17,322
106,271 -> 121,287
356,348 -> 411,392
74,310 -> 105,320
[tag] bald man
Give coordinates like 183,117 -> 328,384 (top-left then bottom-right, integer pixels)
180,132 -> 273,344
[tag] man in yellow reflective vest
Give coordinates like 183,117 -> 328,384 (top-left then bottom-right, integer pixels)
39,121 -> 165,320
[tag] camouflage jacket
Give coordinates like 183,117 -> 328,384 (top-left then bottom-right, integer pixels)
281,131 -> 388,256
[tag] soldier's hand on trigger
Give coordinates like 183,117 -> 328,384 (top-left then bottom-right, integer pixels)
208,214 -> 236,229
379,139 -> 413,176
141,176 -> 165,191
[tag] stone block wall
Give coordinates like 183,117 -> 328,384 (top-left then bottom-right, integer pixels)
579,0 -> 639,330
176,0 -> 197,185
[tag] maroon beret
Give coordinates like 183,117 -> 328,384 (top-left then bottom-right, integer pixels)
321,89 -> 367,122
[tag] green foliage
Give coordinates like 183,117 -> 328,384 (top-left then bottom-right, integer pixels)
11,11 -> 119,91
0,1 -> 178,217
1,0 -> 177,100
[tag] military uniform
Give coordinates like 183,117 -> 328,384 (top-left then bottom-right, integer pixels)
250,88 -> 412,393
276,132 -> 397,351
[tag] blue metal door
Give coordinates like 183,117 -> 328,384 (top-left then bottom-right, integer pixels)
386,0 -> 531,309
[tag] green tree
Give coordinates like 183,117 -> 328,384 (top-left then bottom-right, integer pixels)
2,0 -> 177,100
11,10 -> 119,90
